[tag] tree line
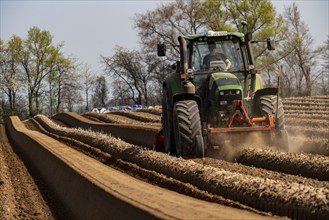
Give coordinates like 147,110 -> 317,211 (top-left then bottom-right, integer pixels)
1,0 -> 328,122
0,27 -> 108,122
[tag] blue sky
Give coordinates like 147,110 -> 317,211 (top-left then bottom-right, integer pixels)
1,0 -> 328,73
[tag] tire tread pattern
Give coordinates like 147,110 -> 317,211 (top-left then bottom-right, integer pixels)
174,100 -> 203,157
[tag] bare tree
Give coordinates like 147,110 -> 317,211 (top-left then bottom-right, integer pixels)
61,70 -> 83,112
91,75 -> 108,108
319,36 -> 329,94
281,3 -> 325,96
81,63 -> 95,111
135,0 -> 207,61
101,46 -> 161,106
109,79 -> 133,106
42,51 -> 77,115
56,55 -> 77,113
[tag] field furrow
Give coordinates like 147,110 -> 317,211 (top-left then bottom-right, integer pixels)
285,113 -> 329,120
3,95 -> 328,220
82,112 -> 150,124
236,147 -> 329,181
108,111 -> 161,123
283,101 -> 329,107
0,125 -> 54,219
36,113 -> 329,219
284,96 -> 329,102
283,105 -> 329,112
135,107 -> 162,116
25,118 -> 264,215
285,118 -> 329,127
284,109 -> 329,115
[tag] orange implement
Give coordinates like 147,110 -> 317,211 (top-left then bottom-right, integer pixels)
208,100 -> 275,145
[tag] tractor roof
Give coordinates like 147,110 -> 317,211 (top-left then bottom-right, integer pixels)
184,31 -> 244,40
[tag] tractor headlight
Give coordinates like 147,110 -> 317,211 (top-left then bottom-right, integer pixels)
219,91 -> 224,96
236,90 -> 240,95
219,100 -> 227,105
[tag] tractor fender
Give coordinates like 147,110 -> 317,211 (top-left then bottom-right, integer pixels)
252,87 -> 278,114
164,77 -> 196,106
173,92 -> 196,104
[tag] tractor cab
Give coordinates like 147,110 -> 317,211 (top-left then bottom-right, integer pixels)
188,32 -> 245,75
185,31 -> 263,100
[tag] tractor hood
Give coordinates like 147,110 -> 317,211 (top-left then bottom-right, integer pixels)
209,72 -> 242,92
208,72 -> 243,110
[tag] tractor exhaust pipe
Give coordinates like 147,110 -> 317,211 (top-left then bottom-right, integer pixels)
275,65 -> 283,128
244,31 -> 256,95
178,36 -> 188,76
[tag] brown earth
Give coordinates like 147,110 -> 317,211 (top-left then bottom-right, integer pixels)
1,95 -> 328,219
7,117 -> 274,220
28,114 -> 329,219
0,124 -> 54,220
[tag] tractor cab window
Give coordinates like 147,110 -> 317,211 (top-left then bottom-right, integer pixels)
190,39 -> 244,73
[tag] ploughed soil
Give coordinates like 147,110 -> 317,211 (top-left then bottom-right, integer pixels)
2,96 -> 328,219
24,115 -> 329,219
0,124 -> 54,219
3,119 -> 274,220
2,94 -> 328,220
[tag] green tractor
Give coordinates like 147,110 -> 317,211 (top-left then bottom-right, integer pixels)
155,29 -> 289,158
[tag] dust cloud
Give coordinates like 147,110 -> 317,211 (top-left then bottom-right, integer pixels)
288,134 -> 308,152
206,131 -> 270,161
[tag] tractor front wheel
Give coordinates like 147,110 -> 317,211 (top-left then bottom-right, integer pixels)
173,100 -> 204,158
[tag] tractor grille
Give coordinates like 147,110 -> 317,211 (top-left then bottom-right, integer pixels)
219,89 -> 242,101
218,90 -> 242,110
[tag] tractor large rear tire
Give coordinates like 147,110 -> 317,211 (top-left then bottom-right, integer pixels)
173,100 -> 204,158
257,95 -> 289,151
162,88 -> 176,155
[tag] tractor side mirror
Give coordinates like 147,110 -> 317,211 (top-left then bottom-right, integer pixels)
267,38 -> 275,50
245,32 -> 252,42
157,44 -> 166,56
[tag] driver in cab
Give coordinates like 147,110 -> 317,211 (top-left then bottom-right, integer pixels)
203,42 -> 231,71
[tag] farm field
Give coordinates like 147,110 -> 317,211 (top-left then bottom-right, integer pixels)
283,96 -> 329,155
0,95 -> 328,219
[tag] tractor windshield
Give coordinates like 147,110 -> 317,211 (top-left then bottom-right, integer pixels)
190,38 -> 245,73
